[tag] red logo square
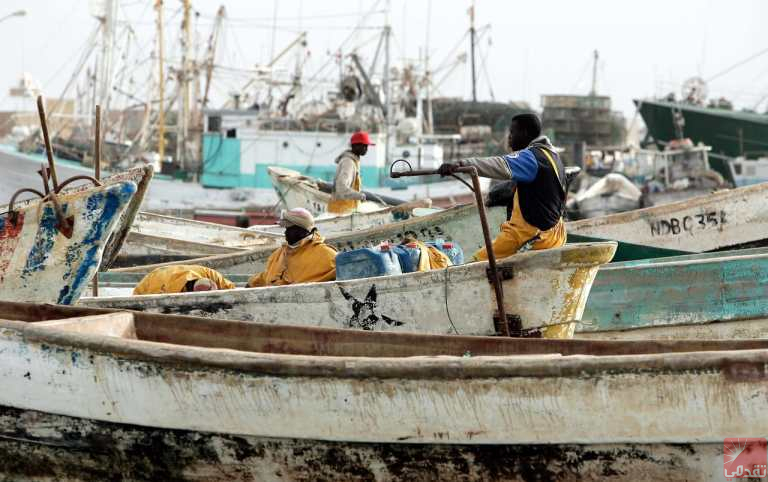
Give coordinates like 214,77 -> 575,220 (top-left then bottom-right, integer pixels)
724,438 -> 767,479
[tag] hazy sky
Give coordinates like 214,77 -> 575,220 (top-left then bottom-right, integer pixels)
0,0 -> 765,120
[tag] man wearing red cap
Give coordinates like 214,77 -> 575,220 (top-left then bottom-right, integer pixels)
327,131 -> 375,215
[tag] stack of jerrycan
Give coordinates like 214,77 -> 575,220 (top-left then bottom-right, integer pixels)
336,240 -> 464,281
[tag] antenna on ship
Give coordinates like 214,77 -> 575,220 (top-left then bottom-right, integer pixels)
468,0 -> 477,103
590,49 -> 598,96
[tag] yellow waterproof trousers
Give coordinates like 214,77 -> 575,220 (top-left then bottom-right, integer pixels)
472,193 -> 570,339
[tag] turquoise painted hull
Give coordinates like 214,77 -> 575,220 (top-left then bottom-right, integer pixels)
579,247 -> 768,333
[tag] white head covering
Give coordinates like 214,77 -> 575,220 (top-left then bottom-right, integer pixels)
280,207 -> 315,231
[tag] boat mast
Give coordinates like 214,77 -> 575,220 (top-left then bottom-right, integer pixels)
178,0 -> 192,171
384,0 -> 392,166
469,0 -> 477,103
590,49 -> 599,96
155,0 -> 166,162
96,0 -> 117,128
424,0 -> 434,134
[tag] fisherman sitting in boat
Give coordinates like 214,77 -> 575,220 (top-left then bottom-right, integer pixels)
133,265 -> 236,295
247,208 -> 337,287
438,113 -> 566,260
327,131 -> 374,215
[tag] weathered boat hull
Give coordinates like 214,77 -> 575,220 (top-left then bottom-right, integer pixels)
1,305 -> 768,482
131,211 -> 282,247
576,247 -> 768,339
1,165 -> 153,271
0,406 -> 734,481
85,242 -> 617,335
120,208 -> 414,263
269,165 -> 385,215
269,165 -> 489,215
116,231 -> 251,267
568,181 -> 768,252
113,203 -> 509,274
0,182 -> 137,304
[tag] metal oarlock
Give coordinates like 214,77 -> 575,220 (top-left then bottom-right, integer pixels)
4,97 -> 108,240
390,160 -> 512,337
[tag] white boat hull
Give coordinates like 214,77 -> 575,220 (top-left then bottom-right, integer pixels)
3,304 -> 768,480
568,182 -> 768,251
85,242 -> 617,335
0,182 -> 136,304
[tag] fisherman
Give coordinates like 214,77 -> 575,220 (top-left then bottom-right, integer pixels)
247,207 -> 337,287
437,113 -> 566,261
133,265 -> 236,295
327,131 -> 375,215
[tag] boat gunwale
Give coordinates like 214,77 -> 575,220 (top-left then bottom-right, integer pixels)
599,248 -> 768,272
106,241 -> 616,293
3,315 -> 768,381
135,211 -> 283,239
125,230 -> 269,252
567,181 -> 768,228
635,98 -> 768,125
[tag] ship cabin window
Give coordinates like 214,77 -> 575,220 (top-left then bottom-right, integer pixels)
733,163 -> 742,175
226,128 -> 237,138
208,115 -> 221,132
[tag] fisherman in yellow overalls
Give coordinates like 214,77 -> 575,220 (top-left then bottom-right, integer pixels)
247,208 -> 337,287
327,131 -> 375,215
438,113 -> 570,338
133,265 -> 236,295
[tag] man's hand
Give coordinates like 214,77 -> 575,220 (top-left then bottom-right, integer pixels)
437,163 -> 459,177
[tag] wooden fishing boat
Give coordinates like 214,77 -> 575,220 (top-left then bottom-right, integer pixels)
113,203 -> 509,274
0,181 -> 137,304
2,301 -> 768,480
126,180 -> 768,275
269,165 -> 394,214
1,165 -> 154,270
85,242 -> 617,336
117,212 -> 282,266
119,203 -> 435,265
568,181 -> 768,252
98,246 -> 768,341
576,247 -> 768,340
269,165 -> 486,214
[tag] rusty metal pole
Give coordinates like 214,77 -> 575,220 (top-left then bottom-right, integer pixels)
466,167 -> 510,336
36,96 -> 59,191
390,161 -> 511,336
92,105 -> 102,297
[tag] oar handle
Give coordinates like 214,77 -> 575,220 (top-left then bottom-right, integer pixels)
389,159 -> 477,178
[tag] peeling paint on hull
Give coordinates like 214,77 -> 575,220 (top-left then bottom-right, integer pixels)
0,182 -> 137,304
1,165 -> 154,272
86,242 -> 616,334
0,406 -> 732,481
1,310 -> 768,481
576,246 -> 768,339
